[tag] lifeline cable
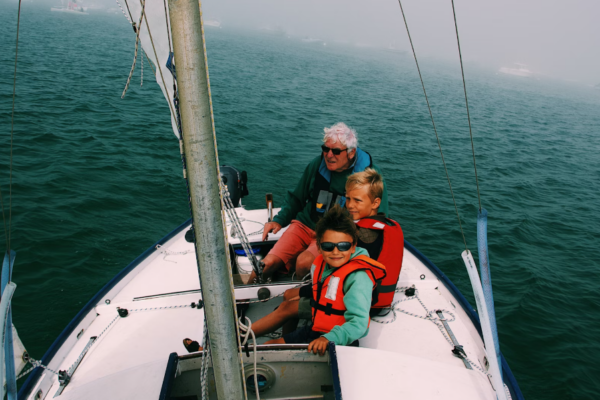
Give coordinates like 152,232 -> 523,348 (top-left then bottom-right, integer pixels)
450,0 -> 482,211
396,0 -> 468,251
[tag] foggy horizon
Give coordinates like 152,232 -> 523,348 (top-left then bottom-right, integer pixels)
201,0 -> 599,86
2,0 -> 599,85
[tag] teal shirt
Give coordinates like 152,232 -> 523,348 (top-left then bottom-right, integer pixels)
273,152 -> 389,230
310,247 -> 374,346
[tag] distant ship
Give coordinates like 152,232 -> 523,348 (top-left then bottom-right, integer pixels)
203,19 -> 221,28
259,25 -> 286,36
51,0 -> 88,14
499,63 -> 534,77
301,37 -> 324,44
386,42 -> 407,54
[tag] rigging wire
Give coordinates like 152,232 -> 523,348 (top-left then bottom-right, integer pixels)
121,0 -> 135,26
162,0 -> 172,54
2,0 -> 23,260
450,0 -> 482,211
396,0 -> 468,251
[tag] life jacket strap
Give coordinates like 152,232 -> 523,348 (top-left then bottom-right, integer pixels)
378,284 -> 397,293
310,298 -> 345,316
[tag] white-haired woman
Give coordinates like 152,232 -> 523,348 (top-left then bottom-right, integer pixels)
250,122 -> 389,283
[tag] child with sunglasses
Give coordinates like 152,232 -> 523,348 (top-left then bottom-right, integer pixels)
264,205 -> 386,355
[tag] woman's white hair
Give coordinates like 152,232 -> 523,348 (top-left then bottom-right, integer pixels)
323,122 -> 358,150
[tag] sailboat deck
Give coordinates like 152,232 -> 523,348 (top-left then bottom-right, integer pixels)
22,208 -> 496,399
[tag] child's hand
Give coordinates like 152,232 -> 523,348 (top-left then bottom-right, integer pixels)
308,337 -> 330,356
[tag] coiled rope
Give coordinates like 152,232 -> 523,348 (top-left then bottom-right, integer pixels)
200,319 -> 211,400
238,316 -> 260,400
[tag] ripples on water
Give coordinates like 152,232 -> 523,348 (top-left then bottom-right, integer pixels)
1,4 -> 600,398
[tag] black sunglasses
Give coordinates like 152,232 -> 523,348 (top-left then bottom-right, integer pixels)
320,242 -> 353,252
321,145 -> 348,156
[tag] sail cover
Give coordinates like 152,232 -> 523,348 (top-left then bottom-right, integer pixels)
117,0 -> 180,138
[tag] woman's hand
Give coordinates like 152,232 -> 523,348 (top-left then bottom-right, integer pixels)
308,337 -> 330,356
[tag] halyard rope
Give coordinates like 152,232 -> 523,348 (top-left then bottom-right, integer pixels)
115,0 -> 155,80
121,0 -> 145,99
396,0 -> 469,252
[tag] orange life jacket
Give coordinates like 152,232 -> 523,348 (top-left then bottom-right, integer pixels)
356,217 -> 404,309
311,254 -> 387,333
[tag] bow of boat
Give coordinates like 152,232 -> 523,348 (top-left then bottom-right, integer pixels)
19,209 -> 522,399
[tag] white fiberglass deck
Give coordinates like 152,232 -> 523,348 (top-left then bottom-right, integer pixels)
22,207 -> 496,399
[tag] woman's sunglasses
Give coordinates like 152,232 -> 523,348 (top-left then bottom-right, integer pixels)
321,145 -> 348,156
320,242 -> 353,252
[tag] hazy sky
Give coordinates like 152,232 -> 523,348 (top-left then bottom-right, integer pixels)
197,0 -> 599,85
10,0 -> 598,84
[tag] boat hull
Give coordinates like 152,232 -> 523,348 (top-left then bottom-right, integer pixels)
19,217 -> 524,399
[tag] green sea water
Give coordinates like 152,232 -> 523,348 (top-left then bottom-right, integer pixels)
1,3 -> 600,398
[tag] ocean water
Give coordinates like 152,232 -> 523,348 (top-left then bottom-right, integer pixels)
1,3 -> 600,399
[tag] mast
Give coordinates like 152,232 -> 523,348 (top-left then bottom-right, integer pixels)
167,0 -> 245,398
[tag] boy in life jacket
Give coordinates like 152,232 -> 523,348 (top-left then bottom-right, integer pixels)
263,204 -> 386,355
246,169 -> 402,341
345,168 -> 404,314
